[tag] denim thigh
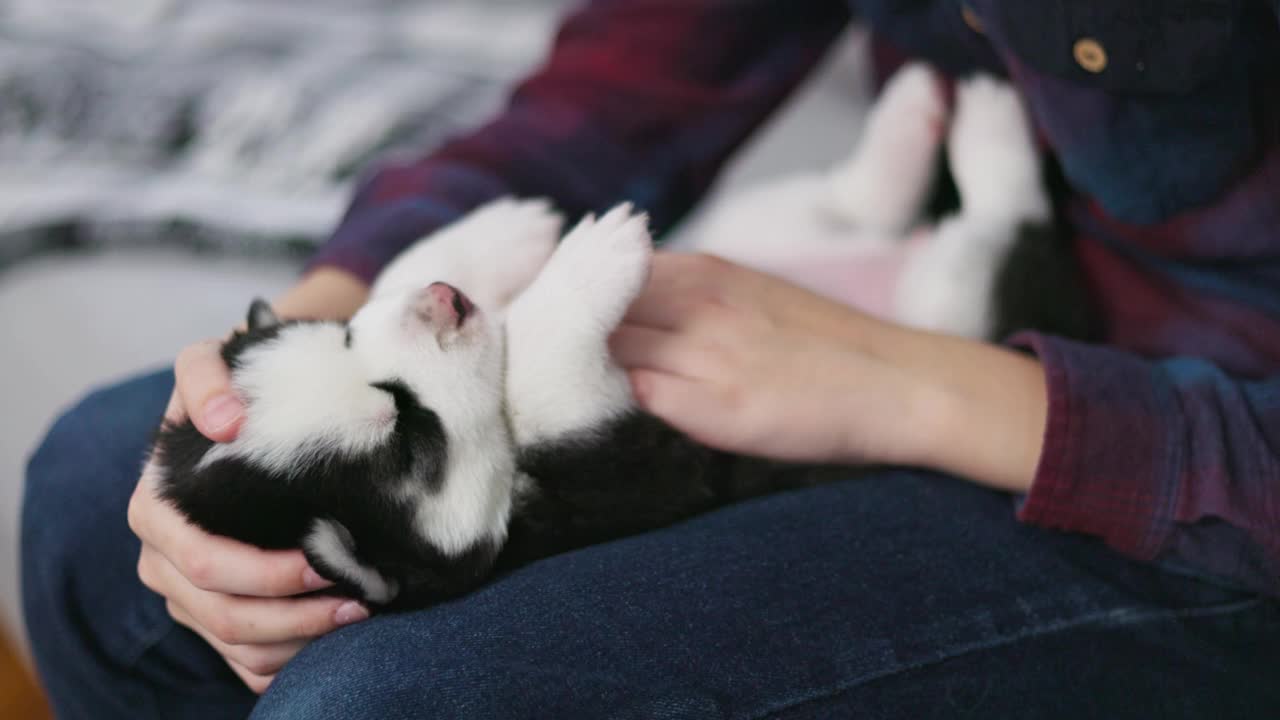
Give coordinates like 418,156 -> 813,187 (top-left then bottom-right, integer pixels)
24,372 -> 1280,720
257,473 -> 1280,719
22,369 -> 256,720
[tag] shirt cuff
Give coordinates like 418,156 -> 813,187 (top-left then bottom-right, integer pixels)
1008,332 -> 1184,561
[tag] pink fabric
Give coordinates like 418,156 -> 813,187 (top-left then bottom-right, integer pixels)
753,231 -> 930,319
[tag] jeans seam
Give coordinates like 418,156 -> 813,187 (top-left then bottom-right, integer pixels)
749,596 -> 1269,720
124,610 -> 180,668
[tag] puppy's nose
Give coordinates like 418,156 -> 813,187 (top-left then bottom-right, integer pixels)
416,282 -> 474,327
424,282 -> 456,305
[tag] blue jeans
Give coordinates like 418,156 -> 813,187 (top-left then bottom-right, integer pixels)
23,370 -> 1280,719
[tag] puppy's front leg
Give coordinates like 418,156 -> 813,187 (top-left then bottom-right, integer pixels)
371,198 -> 563,311
504,204 -> 653,448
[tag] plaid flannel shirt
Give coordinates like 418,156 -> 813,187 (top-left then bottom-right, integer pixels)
311,0 -> 1280,595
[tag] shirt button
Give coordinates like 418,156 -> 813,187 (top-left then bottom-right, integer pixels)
961,5 -> 984,34
1073,37 -> 1108,73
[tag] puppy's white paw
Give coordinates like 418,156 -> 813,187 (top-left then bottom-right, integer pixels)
536,203 -> 654,329
454,198 -> 562,257
504,204 -> 651,447
948,76 -> 1048,222
893,217 -> 1012,339
372,197 -> 562,309
823,62 -> 947,234
949,76 -> 1031,162
860,63 -> 948,158
460,198 -> 563,307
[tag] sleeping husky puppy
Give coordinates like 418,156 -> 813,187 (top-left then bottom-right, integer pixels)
150,68 -> 1093,610
153,201 -> 824,608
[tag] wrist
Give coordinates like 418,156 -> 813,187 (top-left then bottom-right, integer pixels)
863,324 -> 1048,492
927,341 -> 1047,492
272,267 -> 369,321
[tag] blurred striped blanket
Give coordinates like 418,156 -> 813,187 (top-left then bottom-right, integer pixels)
0,0 -> 569,265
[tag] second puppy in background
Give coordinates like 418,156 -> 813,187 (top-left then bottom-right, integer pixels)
681,63 -> 1097,342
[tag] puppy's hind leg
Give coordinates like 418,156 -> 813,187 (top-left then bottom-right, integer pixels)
822,62 -> 948,234
893,216 -> 1016,339
947,75 -> 1049,223
894,76 -> 1053,339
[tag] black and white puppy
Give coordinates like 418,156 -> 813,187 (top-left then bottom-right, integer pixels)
150,201 -> 815,609
150,69 -> 1097,612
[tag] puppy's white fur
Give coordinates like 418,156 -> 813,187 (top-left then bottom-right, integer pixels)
683,63 -> 947,271
348,200 -> 651,560
894,75 -> 1050,337
303,517 -> 399,604
200,199 -> 573,573
295,66 -> 1044,585
198,322 -> 396,475
345,199 -> 560,556
822,62 -> 948,234
338,199 -> 647,561
192,65 -> 1048,603
946,75 -> 1050,223
505,205 -> 652,447
370,197 -> 562,310
683,64 -> 1050,340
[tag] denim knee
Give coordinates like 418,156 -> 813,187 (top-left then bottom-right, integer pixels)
22,372 -> 177,719
22,374 -> 167,590
252,603 -> 692,720
251,618 -> 526,720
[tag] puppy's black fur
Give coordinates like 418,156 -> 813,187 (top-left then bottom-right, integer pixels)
992,222 -> 1101,342
500,415 -> 846,572
928,150 -> 1102,342
991,155 -> 1102,342
152,312 -> 499,608
150,305 -> 851,608
153,168 -> 1099,609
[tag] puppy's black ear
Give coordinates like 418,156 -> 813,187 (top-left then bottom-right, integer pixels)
247,298 -> 280,332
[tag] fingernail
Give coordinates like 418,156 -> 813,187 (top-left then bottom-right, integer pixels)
302,567 -> 334,590
334,601 -> 369,626
202,394 -> 243,433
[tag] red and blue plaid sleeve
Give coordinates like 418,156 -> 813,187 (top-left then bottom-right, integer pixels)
1003,75 -> 1280,594
1012,333 -> 1280,595
308,0 -> 850,283
989,0 -> 1280,596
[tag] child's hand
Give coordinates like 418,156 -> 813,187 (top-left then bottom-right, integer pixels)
129,468 -> 363,693
610,253 -> 927,465
127,268 -> 370,693
611,252 -> 1048,492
